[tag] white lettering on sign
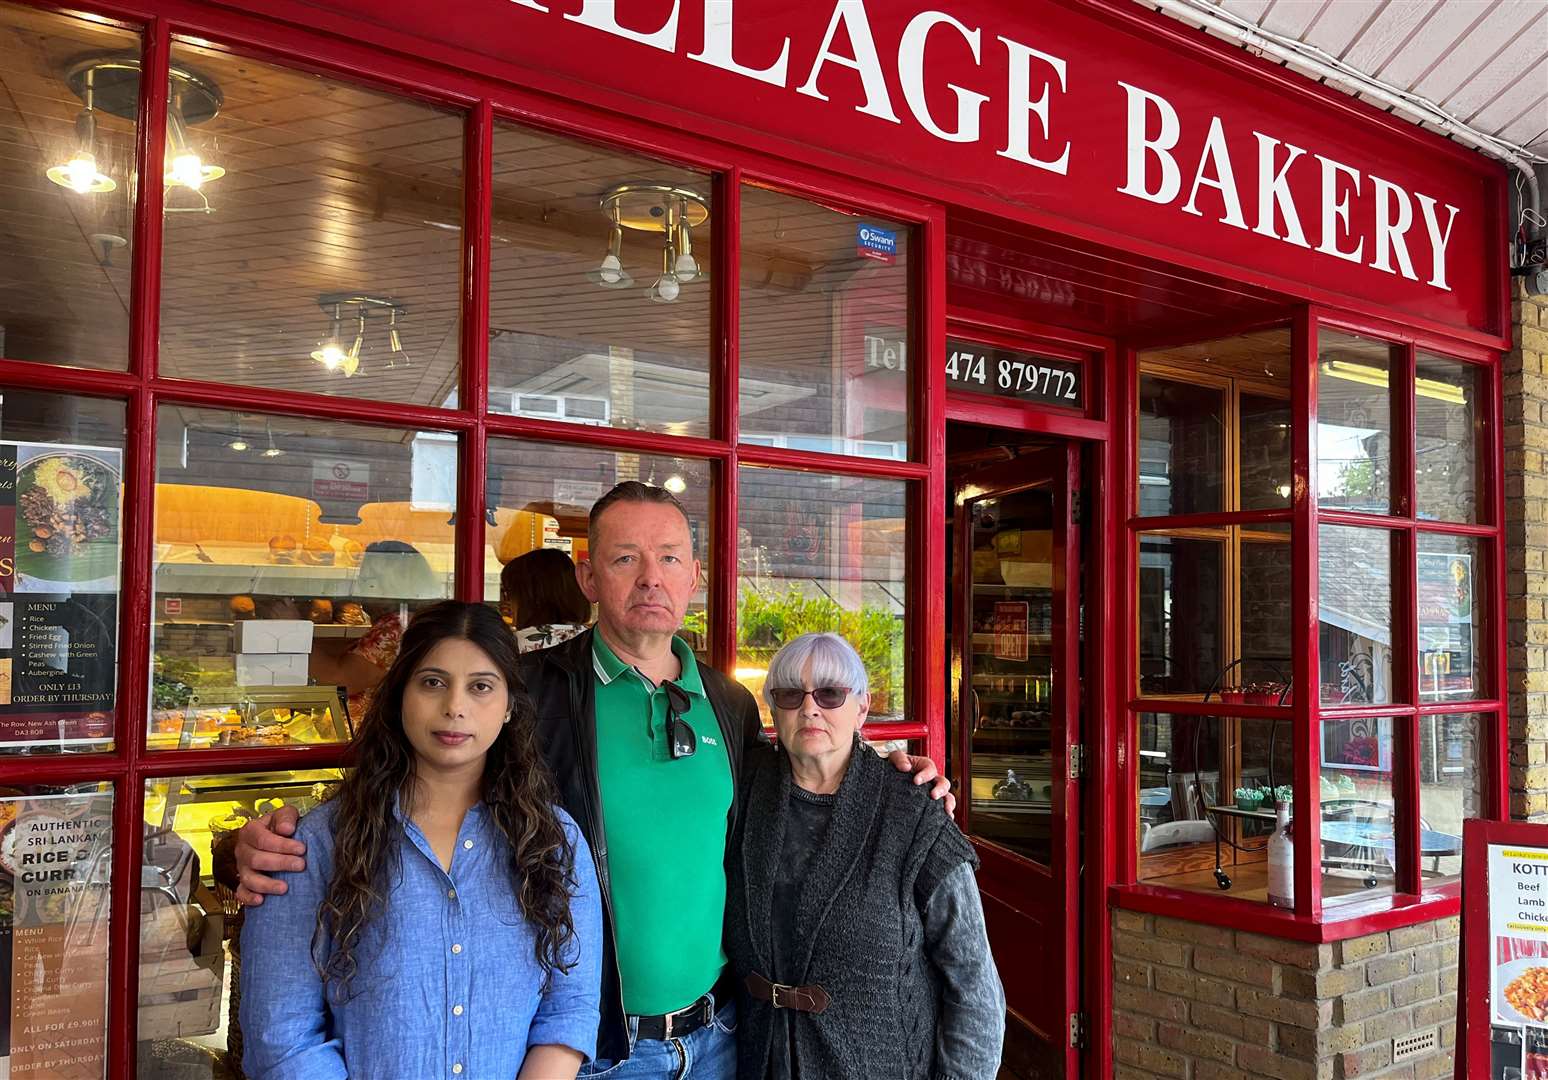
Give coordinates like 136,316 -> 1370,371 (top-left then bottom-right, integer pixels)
507,2 -> 1463,294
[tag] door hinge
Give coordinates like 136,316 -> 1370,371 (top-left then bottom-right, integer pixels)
1068,744 -> 1084,780
1069,1011 -> 1087,1049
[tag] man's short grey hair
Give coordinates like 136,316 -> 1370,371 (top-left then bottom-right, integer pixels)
762,632 -> 870,712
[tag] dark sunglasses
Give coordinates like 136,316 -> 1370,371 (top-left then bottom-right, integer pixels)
663,681 -> 696,760
769,686 -> 851,711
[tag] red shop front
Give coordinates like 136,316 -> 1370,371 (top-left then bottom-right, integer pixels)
0,0 -> 1509,1077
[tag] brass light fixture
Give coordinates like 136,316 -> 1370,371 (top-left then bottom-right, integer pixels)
309,294 -> 409,378
589,183 -> 708,303
46,53 -> 225,206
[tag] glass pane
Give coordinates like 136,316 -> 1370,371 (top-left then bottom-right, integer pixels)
961,485 -> 1056,864
736,467 -> 905,723
1320,716 -> 1396,905
1240,393 -> 1292,511
1420,713 -> 1480,884
1138,534 -> 1222,696
1135,712 -> 1293,902
3,783 -> 115,1078
739,187 -> 909,460
488,125 -> 712,436
1318,525 -> 1394,706
1240,537 -> 1294,690
1137,376 -> 1223,517
1417,533 -> 1485,703
1415,352 -> 1482,523
1318,330 -> 1397,514
0,5 -> 138,371
0,393 -> 125,755
138,771 -> 338,1076
151,408 -> 456,748
482,439 -> 706,657
158,42 -> 463,405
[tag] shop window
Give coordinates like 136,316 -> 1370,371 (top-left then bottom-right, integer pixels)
1415,352 -> 1482,523
0,5 -> 138,371
482,439 -> 709,657
1317,330 -> 1397,515
1417,533 -> 1486,703
151,408 -> 455,749
0,392 -> 126,755
1418,712 -> 1482,883
1137,376 -> 1223,518
487,125 -> 712,437
138,770 -> 338,1076
738,187 -> 909,461
1240,531 -> 1294,688
157,42 -> 464,406
1135,712 -> 1294,901
1318,525 -> 1395,707
1137,534 -> 1223,697
1,782 -> 115,1076
1240,393 -> 1293,511
736,467 -> 905,725
1320,715 -> 1397,906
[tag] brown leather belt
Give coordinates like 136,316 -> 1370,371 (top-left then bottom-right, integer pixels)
745,972 -> 831,1013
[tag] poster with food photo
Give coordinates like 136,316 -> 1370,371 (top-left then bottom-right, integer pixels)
1489,845 -> 1548,1076
0,443 -> 121,748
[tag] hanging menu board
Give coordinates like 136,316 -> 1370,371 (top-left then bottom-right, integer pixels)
0,790 -> 113,1079
0,443 -> 121,749
945,338 -> 1084,410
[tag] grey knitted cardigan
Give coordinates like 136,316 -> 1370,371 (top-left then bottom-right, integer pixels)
726,739 -> 978,1080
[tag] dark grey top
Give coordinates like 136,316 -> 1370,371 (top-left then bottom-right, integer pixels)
768,783 -> 1006,1080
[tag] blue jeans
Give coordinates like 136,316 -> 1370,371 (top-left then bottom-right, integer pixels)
579,998 -> 737,1080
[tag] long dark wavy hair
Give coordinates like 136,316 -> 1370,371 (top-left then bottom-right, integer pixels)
311,600 -> 576,999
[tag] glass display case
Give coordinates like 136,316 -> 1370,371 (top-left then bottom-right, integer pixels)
147,682 -> 350,751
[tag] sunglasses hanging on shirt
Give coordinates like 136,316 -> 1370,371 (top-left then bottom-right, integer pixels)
663,680 -> 696,760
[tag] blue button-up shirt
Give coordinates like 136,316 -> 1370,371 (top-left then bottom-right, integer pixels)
240,797 -> 602,1080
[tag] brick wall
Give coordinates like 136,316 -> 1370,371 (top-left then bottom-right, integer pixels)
1507,277 -> 1548,822
1111,911 -> 1457,1079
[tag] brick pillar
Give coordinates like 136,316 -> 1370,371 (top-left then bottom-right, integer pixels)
1507,278 -> 1548,821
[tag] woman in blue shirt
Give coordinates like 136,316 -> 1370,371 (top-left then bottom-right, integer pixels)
240,600 -> 603,1080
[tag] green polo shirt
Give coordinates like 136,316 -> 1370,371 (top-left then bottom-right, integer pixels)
592,632 -> 732,1016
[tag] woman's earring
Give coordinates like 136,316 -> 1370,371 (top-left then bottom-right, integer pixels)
503,709 -> 513,725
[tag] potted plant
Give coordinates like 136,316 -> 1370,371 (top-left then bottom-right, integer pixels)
1234,786 -> 1264,811
1273,785 -> 1294,805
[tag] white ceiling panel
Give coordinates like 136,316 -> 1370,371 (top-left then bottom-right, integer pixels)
1146,0 -> 1548,158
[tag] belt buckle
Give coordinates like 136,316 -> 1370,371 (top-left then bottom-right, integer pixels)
770,982 -> 797,1010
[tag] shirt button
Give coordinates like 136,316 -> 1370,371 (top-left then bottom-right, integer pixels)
453,1004 -> 464,1016
452,1065 -> 463,1075
462,839 -> 474,850
447,888 -> 456,900
451,943 -> 462,955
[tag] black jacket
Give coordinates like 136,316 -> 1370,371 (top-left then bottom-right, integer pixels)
517,627 -> 766,1063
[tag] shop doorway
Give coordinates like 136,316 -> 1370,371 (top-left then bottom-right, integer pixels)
947,422 -> 1083,1079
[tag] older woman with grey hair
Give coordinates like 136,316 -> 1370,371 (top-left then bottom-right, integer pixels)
726,632 -> 1005,1080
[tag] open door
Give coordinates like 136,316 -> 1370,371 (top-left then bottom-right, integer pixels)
951,444 -> 1081,1076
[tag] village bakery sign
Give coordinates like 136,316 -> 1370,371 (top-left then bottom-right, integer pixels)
291,0 -> 1504,335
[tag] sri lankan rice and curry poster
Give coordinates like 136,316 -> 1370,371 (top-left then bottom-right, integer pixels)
0,443 -> 121,749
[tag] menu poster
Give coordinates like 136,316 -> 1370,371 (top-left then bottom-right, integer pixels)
1486,844 -> 1548,1077
0,443 -> 121,750
0,791 -> 113,1079
1417,550 -> 1474,698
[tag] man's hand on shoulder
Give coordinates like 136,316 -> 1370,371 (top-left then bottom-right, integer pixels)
234,804 -> 308,906
887,749 -> 956,817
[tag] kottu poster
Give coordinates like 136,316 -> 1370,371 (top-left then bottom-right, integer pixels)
1488,844 -> 1548,1077
0,443 -> 121,750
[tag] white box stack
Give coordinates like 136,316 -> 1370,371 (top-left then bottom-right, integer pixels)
233,620 -> 314,687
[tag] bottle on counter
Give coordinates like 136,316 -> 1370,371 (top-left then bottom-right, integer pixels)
1268,800 -> 1294,909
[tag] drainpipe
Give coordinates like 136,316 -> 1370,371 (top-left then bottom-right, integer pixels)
1146,0 -> 1544,246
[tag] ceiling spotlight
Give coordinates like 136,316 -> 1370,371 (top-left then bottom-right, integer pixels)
587,205 -> 634,289
262,424 -> 285,458
309,294 -> 405,377
664,474 -> 687,494
163,96 -> 224,190
228,438 -> 248,452
311,304 -> 347,370
648,245 -> 682,304
46,70 -> 115,195
672,212 -> 699,282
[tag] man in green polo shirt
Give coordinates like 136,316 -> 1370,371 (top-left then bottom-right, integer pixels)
230,481 -> 950,1080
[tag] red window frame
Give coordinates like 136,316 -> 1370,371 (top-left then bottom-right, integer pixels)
0,4 -> 947,1075
1113,304 -> 1506,940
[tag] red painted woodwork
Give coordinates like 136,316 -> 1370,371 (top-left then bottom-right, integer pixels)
228,0 -> 1505,339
